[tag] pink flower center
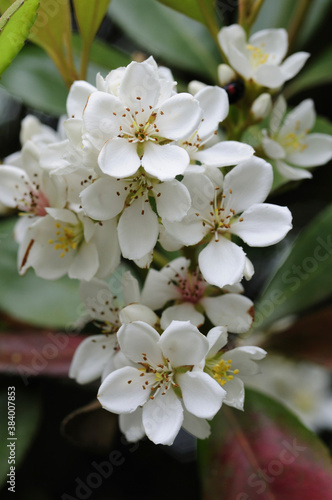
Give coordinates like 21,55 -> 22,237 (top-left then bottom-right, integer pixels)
175,270 -> 206,304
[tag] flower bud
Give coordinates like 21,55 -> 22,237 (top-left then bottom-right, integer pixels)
217,64 -> 236,86
119,304 -> 159,326
250,93 -> 273,121
188,79 -> 207,95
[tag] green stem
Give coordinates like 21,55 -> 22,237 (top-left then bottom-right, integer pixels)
287,0 -> 311,54
79,39 -> 91,80
153,249 -> 169,269
197,0 -> 224,60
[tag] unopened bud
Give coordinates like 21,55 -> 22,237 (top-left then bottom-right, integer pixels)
217,64 -> 236,86
188,80 -> 207,95
250,93 -> 272,121
119,304 -> 159,326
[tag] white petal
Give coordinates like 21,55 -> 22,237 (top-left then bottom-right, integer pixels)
0,165 -> 31,207
155,179 -> 191,221
160,304 -> 204,329
194,141 -> 254,167
117,321 -> 163,365
122,271 -> 141,305
142,142 -> 190,181
226,346 -> 267,375
223,157 -> 273,214
118,199 -> 159,260
194,86 -> 229,137
98,138 -> 140,178
162,211 -> 207,246
156,93 -> 202,140
46,207 -> 78,224
119,60 -> 160,113
93,218 -> 121,279
119,408 -> 145,442
275,160 -> 312,180
178,371 -> 225,418
286,134 -> 332,167
119,304 -> 158,326
202,294 -> 254,333
269,95 -> 287,135
218,24 -> 246,59
255,65 -> 285,88
223,377 -> 245,410
279,99 -> 315,138
206,326 -> 228,358
134,251 -> 154,269
67,80 -> 96,119
182,409 -> 211,439
230,203 -> 292,247
98,366 -> 151,413
159,320 -> 209,366
262,137 -> 285,160
143,390 -> 183,445
83,92 -> 124,141
79,278 -> 117,323
69,334 -> 116,384
141,269 -> 180,310
80,177 -> 126,220
68,242 -> 99,280
280,52 -> 310,80
199,238 -> 246,288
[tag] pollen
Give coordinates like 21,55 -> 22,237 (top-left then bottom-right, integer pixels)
212,358 -> 239,386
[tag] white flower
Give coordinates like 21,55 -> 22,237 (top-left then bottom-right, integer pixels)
262,96 -> 332,180
141,256 -> 254,333
163,157 -> 292,288
82,58 -> 202,181
80,171 -> 191,262
98,320 -> 225,445
204,327 -> 266,410
218,25 -> 309,89
246,355 -> 332,430
250,93 -> 272,121
180,85 -> 254,169
18,208 -> 120,280
70,274 -> 156,384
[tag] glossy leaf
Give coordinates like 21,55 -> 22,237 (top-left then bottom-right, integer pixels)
200,389 -> 332,500
286,45 -> 332,98
0,330 -> 87,378
73,0 -> 110,45
0,0 -> 39,77
0,218 -> 83,328
262,306 -> 332,369
108,0 -> 220,81
0,44 -> 67,115
254,203 -> 332,331
0,387 -> 42,488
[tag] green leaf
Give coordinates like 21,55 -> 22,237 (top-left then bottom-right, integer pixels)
0,44 -> 67,115
261,306 -> 332,368
73,0 -> 110,46
156,0 -> 215,26
199,389 -> 332,499
0,387 -> 42,488
108,0 -> 220,81
254,203 -> 332,331
285,45 -> 332,98
0,218 -> 82,328
0,0 -> 39,77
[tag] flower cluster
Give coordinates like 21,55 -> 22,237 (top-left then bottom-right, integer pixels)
1,23 -> 330,446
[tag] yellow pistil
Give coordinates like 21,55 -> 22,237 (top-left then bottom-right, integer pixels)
212,358 -> 239,386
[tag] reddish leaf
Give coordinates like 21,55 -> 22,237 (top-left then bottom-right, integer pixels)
200,389 -> 332,500
0,330 -> 86,379
261,306 -> 332,368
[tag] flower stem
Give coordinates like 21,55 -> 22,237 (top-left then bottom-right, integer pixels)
197,0 -> 224,60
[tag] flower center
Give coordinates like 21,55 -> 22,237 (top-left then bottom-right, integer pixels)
48,221 -> 83,258
247,44 -> 269,68
209,356 -> 239,386
16,188 -> 49,217
135,353 -> 179,399
174,269 -> 206,304
116,104 -> 161,146
280,130 -> 308,153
